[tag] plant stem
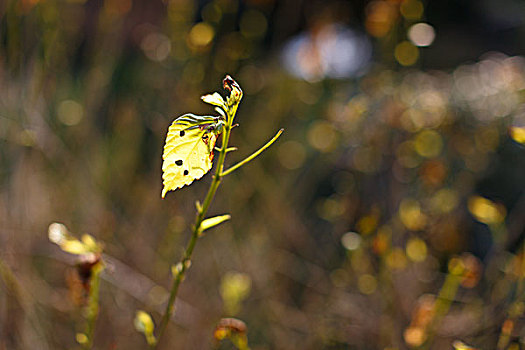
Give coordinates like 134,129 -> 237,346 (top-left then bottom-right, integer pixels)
154,111 -> 234,349
84,263 -> 103,349
221,129 -> 284,177
496,242 -> 525,350
421,272 -> 461,350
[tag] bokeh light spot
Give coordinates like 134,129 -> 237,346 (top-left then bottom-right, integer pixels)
468,195 -> 506,225
282,24 -> 371,81
366,1 -> 397,38
307,120 -> 338,152
406,237 -> 427,262
188,22 -> 215,48
201,2 -> 222,23
404,326 -> 426,347
395,41 -> 419,66
414,130 -> 443,158
430,188 -> 458,214
399,198 -> 426,231
408,23 -> 435,47
396,141 -> 422,168
277,140 -> 306,170
58,100 -> 84,126
317,196 -> 345,221
141,32 -> 171,62
358,274 -> 377,294
386,248 -> 408,270
341,232 -> 362,251
400,0 -> 424,20
240,10 -> 267,39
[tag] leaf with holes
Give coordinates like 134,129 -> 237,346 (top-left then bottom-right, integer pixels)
162,114 -> 224,198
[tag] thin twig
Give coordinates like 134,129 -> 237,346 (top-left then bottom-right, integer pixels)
221,129 -> 284,177
84,263 -> 103,349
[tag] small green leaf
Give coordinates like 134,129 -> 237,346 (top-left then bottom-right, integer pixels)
134,310 -> 156,346
200,214 -> 231,233
201,92 -> 226,109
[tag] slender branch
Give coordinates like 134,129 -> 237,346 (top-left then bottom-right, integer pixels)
154,107 -> 235,349
84,263 -> 103,349
496,240 -> 525,350
421,271 -> 461,350
221,129 -> 284,177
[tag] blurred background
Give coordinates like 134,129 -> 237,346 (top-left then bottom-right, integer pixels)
1,0 -> 525,349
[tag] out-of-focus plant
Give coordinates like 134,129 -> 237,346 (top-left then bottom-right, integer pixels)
403,253 -> 482,348
213,318 -> 250,350
220,271 -> 252,316
453,340 -> 477,349
48,223 -> 104,349
134,76 -> 282,348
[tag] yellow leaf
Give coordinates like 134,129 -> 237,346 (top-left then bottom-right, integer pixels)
161,114 -> 223,198
201,92 -> 226,109
200,214 -> 231,232
81,234 -> 99,252
60,240 -> 89,255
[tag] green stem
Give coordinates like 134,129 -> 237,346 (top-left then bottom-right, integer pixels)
154,108 -> 235,349
421,272 -> 461,350
84,263 -> 103,349
496,241 -> 525,350
221,129 -> 284,177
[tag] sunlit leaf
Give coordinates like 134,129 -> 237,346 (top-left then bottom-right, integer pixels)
162,114 -> 224,197
81,234 -> 98,252
60,240 -> 89,255
201,92 -> 226,109
200,214 -> 231,232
